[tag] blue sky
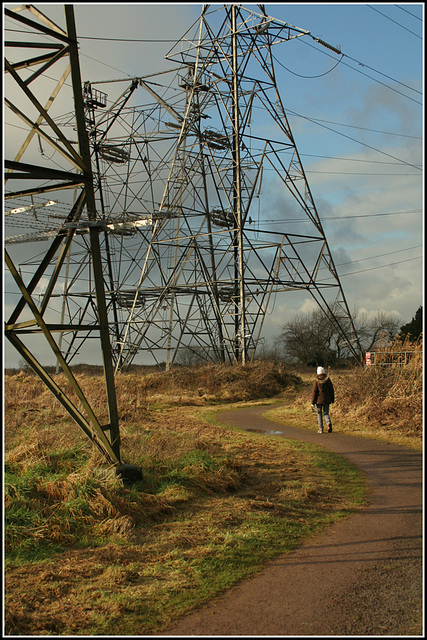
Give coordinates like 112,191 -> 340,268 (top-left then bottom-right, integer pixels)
262,3 -> 423,334
4,3 -> 424,366
57,3 -> 427,321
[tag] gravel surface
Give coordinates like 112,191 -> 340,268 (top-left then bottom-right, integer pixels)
160,406 -> 423,637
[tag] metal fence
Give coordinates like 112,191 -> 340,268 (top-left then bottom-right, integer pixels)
365,351 -> 418,367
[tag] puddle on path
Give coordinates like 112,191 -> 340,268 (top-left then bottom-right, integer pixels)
245,428 -> 285,436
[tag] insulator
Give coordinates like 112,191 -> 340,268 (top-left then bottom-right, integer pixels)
314,38 -> 341,55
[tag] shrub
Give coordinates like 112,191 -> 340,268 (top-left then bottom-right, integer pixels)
334,337 -> 422,435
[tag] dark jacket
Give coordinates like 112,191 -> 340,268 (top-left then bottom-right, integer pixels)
311,374 -> 335,405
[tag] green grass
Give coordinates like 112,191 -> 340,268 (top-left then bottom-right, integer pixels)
5,416 -> 367,635
4,365 -> 370,636
4,360 -> 421,635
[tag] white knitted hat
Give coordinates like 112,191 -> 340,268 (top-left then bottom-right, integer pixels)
317,366 -> 326,375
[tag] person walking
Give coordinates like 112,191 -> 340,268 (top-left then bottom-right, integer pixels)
311,366 -> 334,433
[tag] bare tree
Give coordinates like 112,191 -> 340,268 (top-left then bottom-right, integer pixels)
279,309 -> 337,366
175,345 -> 213,367
278,308 -> 401,366
355,310 -> 401,352
255,338 -> 284,362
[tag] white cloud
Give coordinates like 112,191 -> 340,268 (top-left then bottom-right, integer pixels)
4,4 -> 423,368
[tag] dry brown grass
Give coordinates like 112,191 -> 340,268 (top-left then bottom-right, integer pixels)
282,337 -> 423,444
4,417 -> 361,635
4,361 -> 299,551
4,361 -> 296,438
3,357 -> 384,635
115,360 -> 299,405
332,337 -> 423,437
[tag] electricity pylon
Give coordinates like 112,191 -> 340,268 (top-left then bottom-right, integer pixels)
80,3 -> 361,368
5,4 -> 363,406
4,5 -> 123,467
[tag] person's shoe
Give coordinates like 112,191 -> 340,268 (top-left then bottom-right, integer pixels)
318,428 -> 323,434
327,424 -> 333,433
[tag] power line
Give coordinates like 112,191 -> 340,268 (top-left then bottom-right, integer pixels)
7,115 -> 421,175
4,27 -> 177,43
368,4 -> 423,38
249,107 -> 422,169
5,17 -> 422,181
338,255 -> 422,279
341,52 -> 422,99
9,13 -> 421,101
6,254 -> 421,295
260,209 -> 421,224
283,110 -> 422,171
395,5 -> 423,21
298,37 -> 422,103
80,29 -> 423,103
251,96 -> 422,141
335,245 -> 422,268
325,209 -> 422,220
79,36 -> 177,43
301,152 -> 420,164
306,170 -> 419,176
292,117 -> 421,141
272,51 -> 343,79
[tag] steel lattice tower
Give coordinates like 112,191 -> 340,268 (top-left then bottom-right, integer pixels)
81,3 -> 361,369
4,5 -> 122,466
4,4 -> 363,463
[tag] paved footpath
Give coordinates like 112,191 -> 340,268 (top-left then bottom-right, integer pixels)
160,406 -> 423,637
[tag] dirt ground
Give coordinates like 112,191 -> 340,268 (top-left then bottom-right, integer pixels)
160,405 -> 423,637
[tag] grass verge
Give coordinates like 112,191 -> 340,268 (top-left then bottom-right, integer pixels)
4,390 -> 366,636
